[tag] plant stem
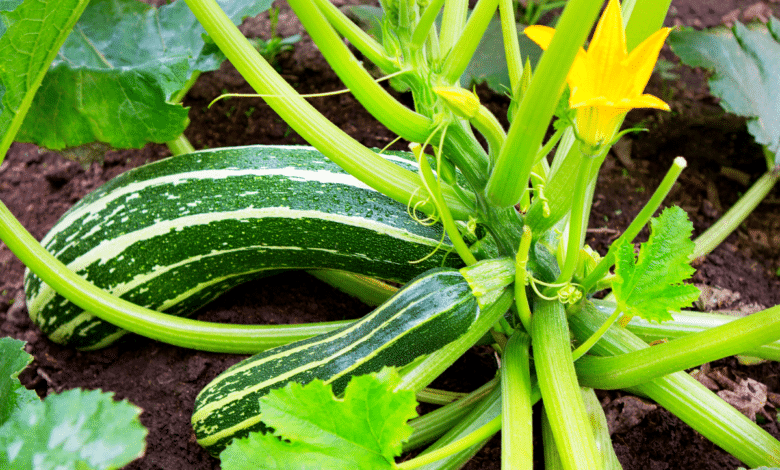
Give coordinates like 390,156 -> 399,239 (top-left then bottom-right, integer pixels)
407,386 -> 503,470
166,133 -> 196,156
581,387 -> 622,470
619,306 -> 780,361
441,0 -> 500,84
514,226 -> 533,333
501,332 -> 533,470
531,298 -> 600,470
622,0 -> 672,50
306,270 -> 397,307
439,0 -> 467,56
498,0 -> 523,94
581,156 -> 687,292
309,0 -> 395,72
692,170 -> 778,260
413,144 -> 478,265
485,0 -> 603,207
183,0 -> 471,219
570,301 -> 780,468
289,0 -> 432,143
405,378 -> 499,451
0,199 -> 350,353
411,0 -> 446,51
555,151 -> 594,285
574,302 -> 780,389
570,304 -> 622,361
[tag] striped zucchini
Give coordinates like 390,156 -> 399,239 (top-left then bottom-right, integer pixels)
192,259 -> 512,455
24,145 -> 463,350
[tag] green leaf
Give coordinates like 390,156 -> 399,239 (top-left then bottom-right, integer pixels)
0,388 -> 146,469
0,0 -> 90,163
612,206 -> 700,322
220,368 -> 418,470
16,0 -> 273,151
669,19 -> 780,167
0,337 -> 37,426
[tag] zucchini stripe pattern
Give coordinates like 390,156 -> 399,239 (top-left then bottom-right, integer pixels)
24,145 -> 462,350
192,267 -> 479,454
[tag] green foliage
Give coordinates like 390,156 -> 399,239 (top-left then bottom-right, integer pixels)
0,337 -> 37,425
669,19 -> 780,167
612,206 -> 701,322
219,368 -> 418,470
15,0 -> 273,153
0,338 -> 147,469
0,0 -> 88,161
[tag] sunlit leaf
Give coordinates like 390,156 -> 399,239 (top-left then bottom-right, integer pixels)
16,0 -> 273,151
0,337 -> 37,426
220,368 -> 418,470
669,19 -> 780,167
0,388 -> 147,469
612,206 -> 700,322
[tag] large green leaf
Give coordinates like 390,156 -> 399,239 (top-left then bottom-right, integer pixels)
220,368 -> 418,470
0,388 -> 146,469
612,206 -> 700,323
669,19 -> 780,166
0,337 -> 37,426
16,0 -> 273,151
0,0 -> 90,163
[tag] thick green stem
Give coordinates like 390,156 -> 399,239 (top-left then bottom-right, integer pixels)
439,0 -> 467,56
501,332 -> 533,470
531,298 -> 600,470
570,302 -> 780,468
692,170 -> 778,260
289,0 -> 432,142
183,0 -> 470,219
575,303 -> 780,389
411,0 -> 446,51
581,156 -> 687,292
405,378 -> 498,451
621,307 -> 780,362
514,226 -> 533,333
0,199 -> 349,353
498,0 -> 523,93
485,0 -> 603,207
306,270 -> 396,307
440,0 -> 500,84
409,386 -> 503,470
555,153 -> 594,285
622,0 -> 672,50
581,387 -> 622,470
166,133 -> 196,156
309,0 -> 396,72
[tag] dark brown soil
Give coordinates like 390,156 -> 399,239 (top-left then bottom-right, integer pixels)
2,1 -> 780,469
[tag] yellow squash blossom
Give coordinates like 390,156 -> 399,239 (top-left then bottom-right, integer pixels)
525,0 -> 671,148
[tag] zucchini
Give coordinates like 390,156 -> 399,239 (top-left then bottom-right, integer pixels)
192,259 -> 512,455
24,145 -> 463,350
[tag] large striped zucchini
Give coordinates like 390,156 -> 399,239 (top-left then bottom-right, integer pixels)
192,259 -> 512,455
24,145 -> 463,350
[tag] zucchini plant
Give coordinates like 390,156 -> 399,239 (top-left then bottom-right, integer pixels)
1,0 -> 780,468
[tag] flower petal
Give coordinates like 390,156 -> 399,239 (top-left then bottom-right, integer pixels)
623,27 -> 672,97
586,0 -> 628,97
524,25 -> 556,50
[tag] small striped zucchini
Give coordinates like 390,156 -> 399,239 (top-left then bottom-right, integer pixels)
192,259 -> 512,455
24,145 -> 462,350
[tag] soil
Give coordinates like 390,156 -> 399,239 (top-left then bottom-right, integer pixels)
2,0 -> 780,469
